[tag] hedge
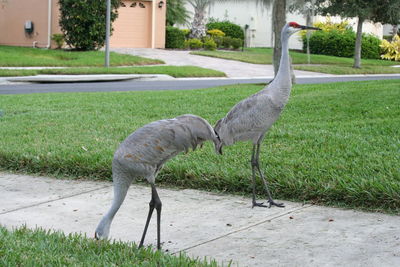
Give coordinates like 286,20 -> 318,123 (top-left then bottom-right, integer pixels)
165,26 -> 185,49
206,20 -> 244,40
303,29 -> 381,59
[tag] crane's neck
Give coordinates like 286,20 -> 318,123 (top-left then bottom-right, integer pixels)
267,27 -> 292,108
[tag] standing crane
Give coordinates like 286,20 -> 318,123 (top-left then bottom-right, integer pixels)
95,114 -> 221,249
215,22 -> 320,208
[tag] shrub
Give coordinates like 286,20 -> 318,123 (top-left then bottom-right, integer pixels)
206,20 -> 244,40
361,34 -> 382,59
213,36 -> 224,48
203,38 -> 217,51
222,36 -> 233,49
181,29 -> 191,39
165,26 -> 185,49
184,38 -> 203,50
380,35 -> 400,61
300,18 -> 350,40
231,38 -> 243,50
58,0 -> 120,51
207,29 -> 225,38
51,34 -> 64,49
303,29 -> 381,59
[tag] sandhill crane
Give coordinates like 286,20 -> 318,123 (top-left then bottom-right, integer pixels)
215,22 -> 320,208
95,114 -> 221,249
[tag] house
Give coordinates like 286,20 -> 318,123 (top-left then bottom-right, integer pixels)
0,0 -> 166,49
185,0 -> 384,50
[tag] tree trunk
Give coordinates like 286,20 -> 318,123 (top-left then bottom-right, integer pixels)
190,7 -> 206,39
392,24 -> 399,38
272,0 -> 286,75
353,16 -> 364,69
272,0 -> 294,83
305,3 -> 314,65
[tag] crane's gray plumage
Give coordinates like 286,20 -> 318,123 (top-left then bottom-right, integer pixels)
215,22 -> 320,208
95,114 -> 220,249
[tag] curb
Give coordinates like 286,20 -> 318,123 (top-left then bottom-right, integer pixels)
3,74 -> 175,84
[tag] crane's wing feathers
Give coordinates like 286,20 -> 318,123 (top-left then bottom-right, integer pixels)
116,115 -> 217,168
215,92 -> 282,145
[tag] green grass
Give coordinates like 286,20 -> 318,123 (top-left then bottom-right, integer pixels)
191,48 -> 400,74
0,45 -> 163,67
0,66 -> 226,78
0,80 -> 399,213
294,64 -> 400,74
0,226 -> 217,266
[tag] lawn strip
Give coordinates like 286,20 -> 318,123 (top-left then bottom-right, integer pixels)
0,45 -> 163,67
0,66 -> 226,78
0,80 -> 398,213
0,226 -> 217,266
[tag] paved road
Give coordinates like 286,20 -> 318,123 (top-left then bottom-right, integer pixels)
1,75 -> 400,95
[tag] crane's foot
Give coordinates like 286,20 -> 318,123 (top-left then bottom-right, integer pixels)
252,200 -> 269,208
252,200 -> 285,208
268,199 -> 285,208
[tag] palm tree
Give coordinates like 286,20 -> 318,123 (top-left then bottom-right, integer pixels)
167,0 -> 191,27
187,0 -> 214,38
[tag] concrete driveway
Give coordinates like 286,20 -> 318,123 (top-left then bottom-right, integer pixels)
112,48 -> 327,78
1,172 -> 399,266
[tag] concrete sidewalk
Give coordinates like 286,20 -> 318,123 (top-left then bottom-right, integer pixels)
1,172 -> 399,266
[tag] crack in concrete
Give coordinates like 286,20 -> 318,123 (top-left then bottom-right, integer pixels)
171,204 -> 314,255
0,185 -> 112,216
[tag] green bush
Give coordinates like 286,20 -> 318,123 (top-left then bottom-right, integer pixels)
58,0 -> 120,51
165,26 -> 185,49
213,36 -> 224,48
203,38 -> 217,51
303,29 -> 381,59
231,38 -> 243,50
222,36 -> 233,49
206,20 -> 244,40
51,34 -> 64,49
184,38 -> 203,50
361,34 -> 382,59
181,29 -> 191,39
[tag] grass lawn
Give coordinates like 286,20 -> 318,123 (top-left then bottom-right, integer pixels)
0,80 -> 399,213
0,46 -> 226,77
0,66 -> 226,78
0,45 -> 163,67
0,226 -> 217,266
191,48 -> 400,74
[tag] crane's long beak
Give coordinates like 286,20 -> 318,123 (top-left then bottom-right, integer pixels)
300,25 -> 321,30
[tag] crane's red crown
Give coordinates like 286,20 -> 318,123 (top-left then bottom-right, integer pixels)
288,22 -> 300,28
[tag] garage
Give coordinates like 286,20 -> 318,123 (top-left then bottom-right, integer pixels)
0,0 -> 166,49
110,0 -> 152,48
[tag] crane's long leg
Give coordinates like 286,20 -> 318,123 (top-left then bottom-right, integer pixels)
139,183 -> 162,250
254,144 -> 285,208
251,144 -> 268,208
